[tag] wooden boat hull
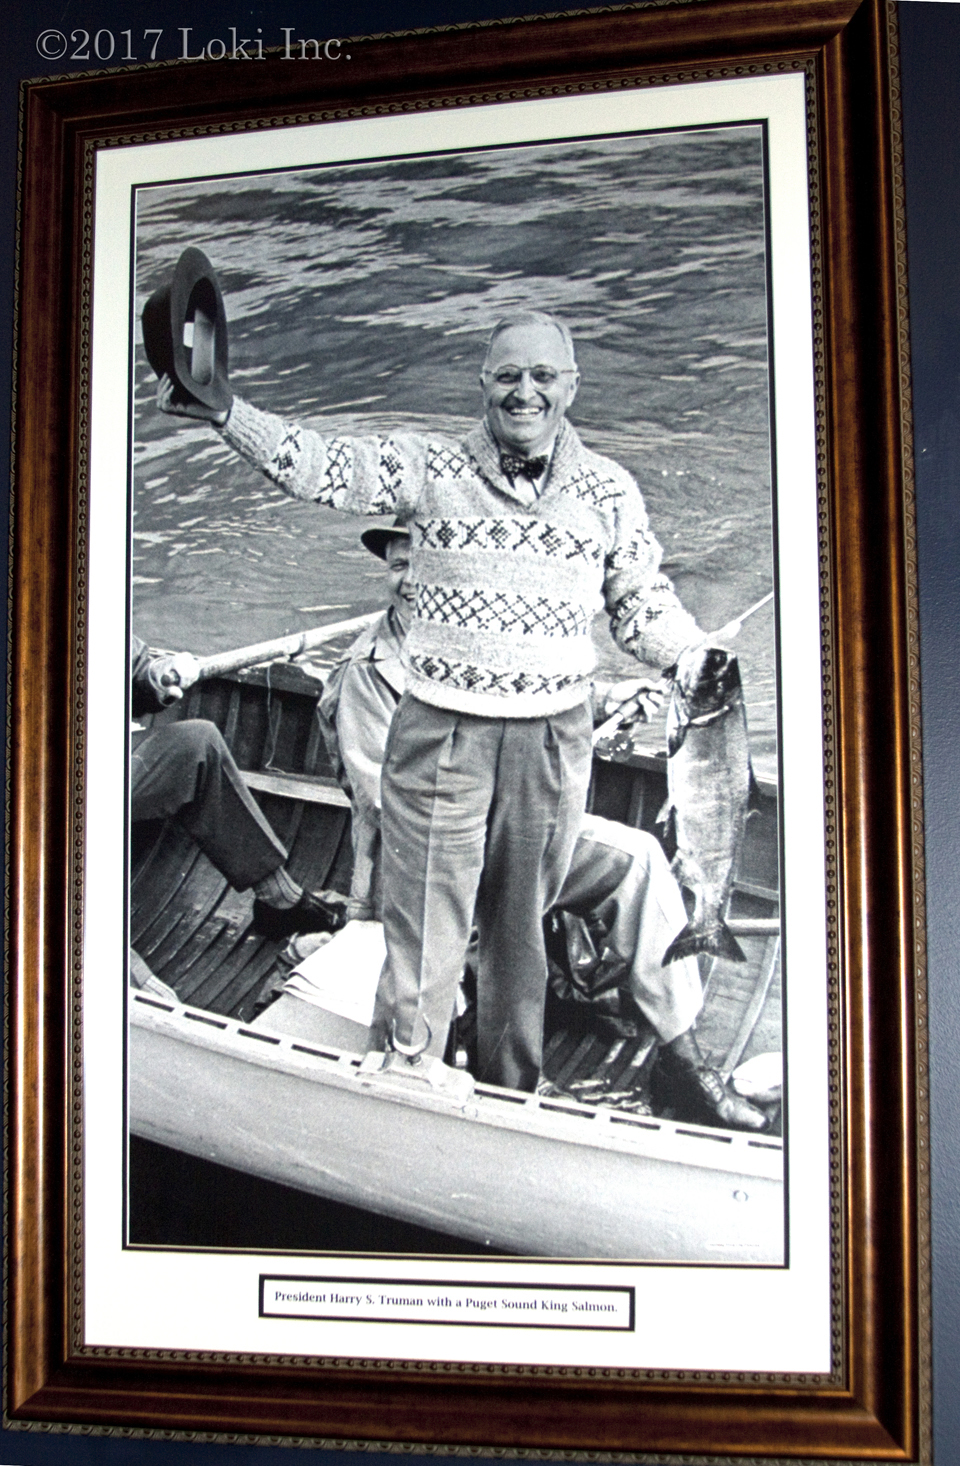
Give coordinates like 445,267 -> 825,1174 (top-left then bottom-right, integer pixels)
130,994 -> 784,1262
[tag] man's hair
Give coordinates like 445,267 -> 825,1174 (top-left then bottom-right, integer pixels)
482,312 -> 577,370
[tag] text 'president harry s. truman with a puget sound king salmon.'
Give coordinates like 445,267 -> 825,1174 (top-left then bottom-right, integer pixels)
156,299 -> 742,1109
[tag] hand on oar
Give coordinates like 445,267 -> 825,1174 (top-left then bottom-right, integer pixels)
155,651 -> 201,700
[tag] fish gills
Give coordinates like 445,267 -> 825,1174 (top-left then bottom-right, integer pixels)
660,644 -> 751,967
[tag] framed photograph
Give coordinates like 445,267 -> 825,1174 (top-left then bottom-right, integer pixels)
7,0 -> 928,1457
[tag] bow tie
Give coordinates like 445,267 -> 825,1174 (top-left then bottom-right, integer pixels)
500,452 -> 549,482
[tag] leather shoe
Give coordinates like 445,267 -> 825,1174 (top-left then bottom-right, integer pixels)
359,1049 -> 475,1105
251,890 -> 347,940
657,1030 -> 769,1132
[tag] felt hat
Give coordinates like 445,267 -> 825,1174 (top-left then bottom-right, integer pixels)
141,247 -> 232,413
361,519 -> 411,560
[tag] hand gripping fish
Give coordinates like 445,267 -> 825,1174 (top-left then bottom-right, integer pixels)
659,643 -> 755,967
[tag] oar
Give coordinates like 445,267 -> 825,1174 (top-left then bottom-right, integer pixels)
708,590 -> 773,645
195,611 -> 381,681
592,590 -> 774,747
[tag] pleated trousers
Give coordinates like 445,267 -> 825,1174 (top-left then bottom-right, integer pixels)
375,694 -> 593,1092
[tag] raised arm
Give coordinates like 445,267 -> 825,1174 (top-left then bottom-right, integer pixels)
158,375 -> 423,520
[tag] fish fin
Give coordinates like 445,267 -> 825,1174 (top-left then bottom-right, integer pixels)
657,804 -> 678,859
716,921 -> 748,963
664,683 -> 685,758
662,919 -> 747,967
689,704 -> 733,727
666,721 -> 688,758
669,842 -> 703,896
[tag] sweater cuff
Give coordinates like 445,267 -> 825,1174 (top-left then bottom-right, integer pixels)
644,617 -> 703,671
218,395 -> 286,467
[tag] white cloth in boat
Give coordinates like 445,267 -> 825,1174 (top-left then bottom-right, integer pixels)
317,611 -> 702,1045
284,920 -> 387,1029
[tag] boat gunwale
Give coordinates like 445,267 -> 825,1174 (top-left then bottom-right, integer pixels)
129,993 -> 783,1183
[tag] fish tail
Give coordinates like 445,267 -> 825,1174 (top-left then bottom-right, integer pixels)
662,919 -> 747,966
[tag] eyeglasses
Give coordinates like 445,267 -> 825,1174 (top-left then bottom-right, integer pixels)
483,365 -> 578,388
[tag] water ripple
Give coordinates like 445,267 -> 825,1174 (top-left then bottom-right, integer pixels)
132,125 -> 778,778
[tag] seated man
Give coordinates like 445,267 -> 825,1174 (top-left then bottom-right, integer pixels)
131,636 -> 345,947
317,528 -> 766,1131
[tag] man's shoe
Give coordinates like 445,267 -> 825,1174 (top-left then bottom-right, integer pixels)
680,1063 -> 769,1131
129,948 -> 180,1004
360,1049 -> 475,1105
251,890 -> 347,940
657,1030 -> 768,1132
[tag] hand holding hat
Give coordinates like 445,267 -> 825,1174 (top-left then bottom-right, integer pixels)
143,246 -> 233,423
156,372 -> 228,425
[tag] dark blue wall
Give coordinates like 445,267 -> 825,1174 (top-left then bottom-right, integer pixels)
899,5 -> 960,1460
1,2 -> 956,1461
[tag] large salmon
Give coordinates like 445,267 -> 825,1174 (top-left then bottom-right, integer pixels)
659,644 -> 752,966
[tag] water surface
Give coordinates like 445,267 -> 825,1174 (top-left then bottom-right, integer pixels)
132,125 -> 778,778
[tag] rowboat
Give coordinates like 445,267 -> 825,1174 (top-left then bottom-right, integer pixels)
128,641 -> 784,1262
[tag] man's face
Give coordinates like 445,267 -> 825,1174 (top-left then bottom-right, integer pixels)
481,323 -> 580,458
384,537 -> 414,632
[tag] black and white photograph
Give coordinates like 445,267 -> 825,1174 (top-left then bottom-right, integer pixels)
76,73 -> 830,1375
125,120 -> 785,1262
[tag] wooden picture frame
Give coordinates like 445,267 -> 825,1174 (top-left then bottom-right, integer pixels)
7,0 -> 927,1457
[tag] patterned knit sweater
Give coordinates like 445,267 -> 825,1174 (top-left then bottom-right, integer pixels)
220,397 -> 701,719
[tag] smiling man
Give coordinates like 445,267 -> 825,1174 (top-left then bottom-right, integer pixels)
158,309 -> 702,1096
482,317 -> 580,474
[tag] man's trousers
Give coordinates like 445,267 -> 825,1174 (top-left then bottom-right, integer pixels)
376,695 -> 593,1093
131,719 -> 287,891
556,815 -> 703,1043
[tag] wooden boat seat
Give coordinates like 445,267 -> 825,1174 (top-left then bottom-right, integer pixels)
241,768 -> 351,808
